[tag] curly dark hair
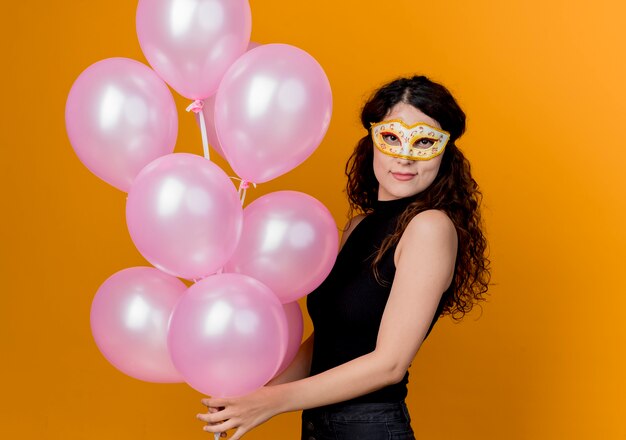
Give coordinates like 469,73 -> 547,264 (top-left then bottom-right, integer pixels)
345,75 -> 491,320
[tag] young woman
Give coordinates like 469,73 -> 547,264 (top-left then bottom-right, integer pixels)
197,75 -> 491,439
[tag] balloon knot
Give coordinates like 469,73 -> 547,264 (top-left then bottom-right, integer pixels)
236,179 -> 257,205
238,180 -> 257,191
185,100 -> 204,114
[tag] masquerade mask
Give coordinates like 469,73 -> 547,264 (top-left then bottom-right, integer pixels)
371,119 -> 450,161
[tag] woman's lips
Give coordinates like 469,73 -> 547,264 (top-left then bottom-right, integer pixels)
391,172 -> 416,181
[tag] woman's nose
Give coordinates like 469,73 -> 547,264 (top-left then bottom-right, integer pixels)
395,157 -> 413,166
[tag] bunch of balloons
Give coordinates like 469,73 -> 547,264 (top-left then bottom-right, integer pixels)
66,0 -> 336,400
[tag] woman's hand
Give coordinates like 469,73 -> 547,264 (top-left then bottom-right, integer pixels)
197,387 -> 281,439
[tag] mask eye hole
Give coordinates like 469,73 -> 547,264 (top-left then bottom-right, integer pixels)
381,132 -> 402,146
413,137 -> 436,149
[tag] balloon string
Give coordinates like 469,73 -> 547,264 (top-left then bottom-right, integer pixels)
186,100 -> 210,161
198,108 -> 210,161
214,433 -> 220,440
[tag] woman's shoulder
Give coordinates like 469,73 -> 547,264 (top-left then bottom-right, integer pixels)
339,214 -> 366,251
399,209 -> 457,249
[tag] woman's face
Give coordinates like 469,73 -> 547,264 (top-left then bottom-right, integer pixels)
373,102 -> 444,201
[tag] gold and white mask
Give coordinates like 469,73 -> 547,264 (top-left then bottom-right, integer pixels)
371,119 -> 450,161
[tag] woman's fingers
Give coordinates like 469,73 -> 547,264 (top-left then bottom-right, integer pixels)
203,418 -> 237,434
198,398 -> 233,436
197,410 -> 231,424
197,412 -> 230,437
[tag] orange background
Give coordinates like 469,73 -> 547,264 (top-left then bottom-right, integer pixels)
1,0 -> 625,438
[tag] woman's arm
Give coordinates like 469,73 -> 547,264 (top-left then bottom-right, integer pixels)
265,333 -> 314,386
199,210 -> 456,437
